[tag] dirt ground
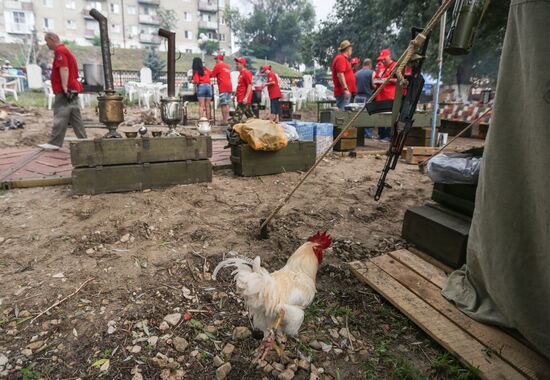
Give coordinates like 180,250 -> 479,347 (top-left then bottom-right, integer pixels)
0,104 -> 475,379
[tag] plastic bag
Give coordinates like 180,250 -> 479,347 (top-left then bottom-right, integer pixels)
280,123 -> 300,141
233,119 -> 288,151
427,153 -> 481,184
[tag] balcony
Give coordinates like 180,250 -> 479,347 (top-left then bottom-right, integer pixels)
84,29 -> 98,39
198,20 -> 218,30
82,8 -> 94,19
138,0 -> 160,4
139,34 -> 161,44
139,14 -> 160,25
198,1 -> 218,12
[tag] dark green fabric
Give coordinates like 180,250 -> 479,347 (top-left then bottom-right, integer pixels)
443,0 -> 550,359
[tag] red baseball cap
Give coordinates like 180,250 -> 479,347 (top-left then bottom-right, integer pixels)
234,57 -> 246,66
215,54 -> 224,60
351,57 -> 359,65
260,65 -> 271,73
377,49 -> 391,60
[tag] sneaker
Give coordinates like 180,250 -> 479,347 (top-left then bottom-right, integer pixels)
37,143 -> 61,151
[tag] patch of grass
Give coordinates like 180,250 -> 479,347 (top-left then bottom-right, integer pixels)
20,363 -> 41,380
11,90 -> 46,108
304,298 -> 324,323
431,352 -> 475,380
388,354 -> 424,380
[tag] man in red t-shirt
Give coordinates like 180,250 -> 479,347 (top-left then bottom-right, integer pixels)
373,49 -> 398,140
260,65 -> 282,122
38,32 -> 86,150
331,40 -> 356,110
234,57 -> 254,118
210,54 -> 232,125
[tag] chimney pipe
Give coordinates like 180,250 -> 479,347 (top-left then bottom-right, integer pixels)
158,28 -> 176,97
89,9 -> 114,93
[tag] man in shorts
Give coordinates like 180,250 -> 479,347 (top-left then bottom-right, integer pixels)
260,65 -> 282,122
210,54 -> 232,125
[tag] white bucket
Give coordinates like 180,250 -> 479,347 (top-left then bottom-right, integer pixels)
438,132 -> 448,147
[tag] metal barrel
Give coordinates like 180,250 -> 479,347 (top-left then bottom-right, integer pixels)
89,9 -> 114,92
158,28 -> 176,97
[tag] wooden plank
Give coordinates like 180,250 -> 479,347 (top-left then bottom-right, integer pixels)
349,260 -> 526,380
407,247 -> 455,274
372,255 -> 550,379
72,160 -> 212,195
388,249 -> 449,288
70,136 -> 212,168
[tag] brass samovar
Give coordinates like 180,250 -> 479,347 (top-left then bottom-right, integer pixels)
158,29 -> 182,136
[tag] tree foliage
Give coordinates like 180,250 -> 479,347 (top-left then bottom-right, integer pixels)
143,48 -> 166,81
199,40 -> 220,55
304,0 -> 509,84
226,0 -> 315,64
157,7 -> 177,31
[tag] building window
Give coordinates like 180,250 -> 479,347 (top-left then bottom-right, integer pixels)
219,33 -> 225,42
201,14 -> 211,22
110,3 -> 120,13
185,30 -> 193,40
219,0 -> 225,6
43,18 -> 54,30
128,25 -> 138,36
127,6 -> 136,15
220,16 -> 225,25
89,1 -> 102,11
43,0 -> 54,8
185,49 -> 192,53
66,19 -> 77,29
66,0 -> 76,9
183,12 -> 192,21
12,11 -> 27,32
111,24 -> 121,33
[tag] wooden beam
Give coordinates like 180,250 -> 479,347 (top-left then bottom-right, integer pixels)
349,260 -> 526,380
388,249 -> 449,288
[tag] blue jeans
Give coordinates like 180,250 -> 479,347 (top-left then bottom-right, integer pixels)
335,94 -> 350,110
354,96 -> 373,138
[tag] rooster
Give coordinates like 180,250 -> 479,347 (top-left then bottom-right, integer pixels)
212,232 -> 332,358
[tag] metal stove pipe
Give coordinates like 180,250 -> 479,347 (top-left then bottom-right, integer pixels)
158,28 -> 176,97
89,9 -> 114,93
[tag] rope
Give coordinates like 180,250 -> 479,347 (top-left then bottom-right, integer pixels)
417,107 -> 492,167
259,0 -> 458,233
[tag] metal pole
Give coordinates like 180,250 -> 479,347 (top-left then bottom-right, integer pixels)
430,4 -> 447,147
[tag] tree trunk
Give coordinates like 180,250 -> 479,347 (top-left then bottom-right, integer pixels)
455,51 -> 474,103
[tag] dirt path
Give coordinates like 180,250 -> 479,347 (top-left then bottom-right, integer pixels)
0,149 -> 473,379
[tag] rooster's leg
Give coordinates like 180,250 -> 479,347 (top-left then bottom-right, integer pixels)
254,309 -> 286,362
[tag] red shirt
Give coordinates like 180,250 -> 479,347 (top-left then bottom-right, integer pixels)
51,44 -> 82,94
236,69 -> 253,103
375,60 -> 397,101
192,68 -> 211,85
266,71 -> 282,99
210,62 -> 232,93
331,53 -> 356,97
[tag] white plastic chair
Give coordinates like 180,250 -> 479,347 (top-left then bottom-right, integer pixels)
43,80 -> 55,109
137,83 -> 154,109
125,81 -> 138,102
0,77 -> 18,101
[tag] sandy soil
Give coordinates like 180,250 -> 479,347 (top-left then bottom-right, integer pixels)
0,105 -> 473,379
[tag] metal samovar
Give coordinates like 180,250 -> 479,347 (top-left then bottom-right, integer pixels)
158,29 -> 182,136
90,9 -> 124,138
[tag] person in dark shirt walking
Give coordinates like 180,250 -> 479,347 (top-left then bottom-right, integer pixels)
354,58 -> 375,138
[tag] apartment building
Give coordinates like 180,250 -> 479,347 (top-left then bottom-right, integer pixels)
0,0 -> 233,54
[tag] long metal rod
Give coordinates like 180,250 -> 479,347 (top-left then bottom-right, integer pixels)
259,0 -> 457,234
419,107 -> 491,167
158,28 -> 176,97
89,9 -> 114,92
431,3 -> 447,147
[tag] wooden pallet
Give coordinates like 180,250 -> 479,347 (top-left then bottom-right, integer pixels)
403,146 -> 462,165
350,249 -> 550,379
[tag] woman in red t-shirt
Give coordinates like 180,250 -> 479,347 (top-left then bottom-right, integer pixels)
192,57 -> 212,120
261,65 -> 283,122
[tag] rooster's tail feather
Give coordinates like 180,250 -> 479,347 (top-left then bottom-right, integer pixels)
212,255 -> 266,280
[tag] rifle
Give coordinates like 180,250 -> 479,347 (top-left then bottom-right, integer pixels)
372,28 -> 431,201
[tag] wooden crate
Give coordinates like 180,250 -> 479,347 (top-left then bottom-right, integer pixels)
70,136 -> 212,168
432,183 -> 477,217
72,159 -> 212,195
333,138 -> 357,151
402,204 -> 471,269
320,110 -> 438,129
230,141 -> 315,177
350,250 -> 550,380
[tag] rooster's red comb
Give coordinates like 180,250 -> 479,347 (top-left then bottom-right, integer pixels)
308,231 -> 332,249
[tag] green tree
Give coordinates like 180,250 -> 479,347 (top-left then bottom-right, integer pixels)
143,48 -> 166,82
91,35 -> 101,47
304,0 -> 508,85
157,7 -> 177,31
226,0 -> 315,64
199,40 -> 220,55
